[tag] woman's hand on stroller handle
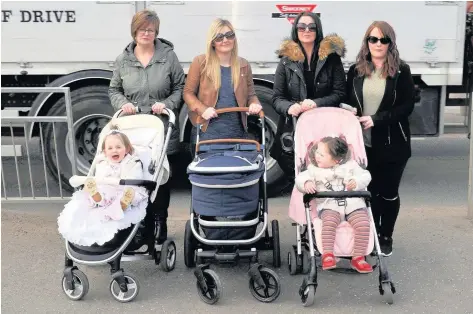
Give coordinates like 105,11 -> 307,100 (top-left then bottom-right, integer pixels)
115,105 -> 175,122
300,99 -> 316,112
247,103 -> 263,115
358,116 -> 374,129
151,102 -> 166,114
288,103 -> 302,117
201,107 -> 218,120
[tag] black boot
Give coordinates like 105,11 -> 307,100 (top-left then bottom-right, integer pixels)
156,217 -> 168,245
379,236 -> 393,257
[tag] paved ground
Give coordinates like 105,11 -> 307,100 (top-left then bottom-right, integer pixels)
2,136 -> 473,313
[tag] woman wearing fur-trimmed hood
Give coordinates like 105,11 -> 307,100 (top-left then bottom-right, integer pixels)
270,11 -> 347,179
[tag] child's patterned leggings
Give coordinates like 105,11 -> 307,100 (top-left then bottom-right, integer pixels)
320,209 -> 370,256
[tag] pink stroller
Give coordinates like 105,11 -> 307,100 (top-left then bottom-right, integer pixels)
286,107 -> 395,306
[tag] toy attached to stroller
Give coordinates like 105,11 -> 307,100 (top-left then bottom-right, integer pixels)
286,107 -> 396,307
61,107 -> 177,302
184,108 -> 281,304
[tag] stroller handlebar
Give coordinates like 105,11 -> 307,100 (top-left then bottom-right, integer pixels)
69,175 -> 157,190
113,105 -> 176,126
196,107 -> 264,124
303,191 -> 371,204
215,107 -> 265,119
195,138 -> 261,152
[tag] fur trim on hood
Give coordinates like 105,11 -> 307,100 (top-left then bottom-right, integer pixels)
276,34 -> 346,61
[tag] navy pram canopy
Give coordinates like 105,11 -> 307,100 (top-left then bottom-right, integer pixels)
187,148 -> 264,217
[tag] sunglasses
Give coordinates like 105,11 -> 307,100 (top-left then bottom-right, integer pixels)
296,23 -> 317,32
214,31 -> 236,42
367,36 -> 391,45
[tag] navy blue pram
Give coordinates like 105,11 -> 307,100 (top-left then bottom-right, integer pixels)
184,108 -> 281,305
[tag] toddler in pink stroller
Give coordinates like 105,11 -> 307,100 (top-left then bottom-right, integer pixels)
287,107 -> 395,306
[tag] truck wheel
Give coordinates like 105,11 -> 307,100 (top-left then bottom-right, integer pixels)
250,85 -> 292,197
44,85 -> 114,191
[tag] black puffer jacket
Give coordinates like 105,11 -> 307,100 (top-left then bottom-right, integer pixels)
272,34 -> 347,115
346,62 -> 416,162
270,35 -> 347,176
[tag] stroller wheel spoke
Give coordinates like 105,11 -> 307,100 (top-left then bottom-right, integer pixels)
118,290 -> 126,300
61,269 -> 89,301
109,272 -> 140,303
249,267 -> 281,303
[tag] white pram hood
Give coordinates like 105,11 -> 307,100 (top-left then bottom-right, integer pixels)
89,114 -> 170,201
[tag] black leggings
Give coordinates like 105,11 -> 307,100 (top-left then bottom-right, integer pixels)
152,180 -> 170,220
366,146 -> 408,238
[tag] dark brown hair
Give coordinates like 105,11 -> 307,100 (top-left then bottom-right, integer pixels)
131,9 -> 160,39
355,21 -> 400,78
308,136 -> 349,165
102,125 -> 134,155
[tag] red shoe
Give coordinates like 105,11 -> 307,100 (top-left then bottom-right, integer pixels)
351,256 -> 373,273
321,253 -> 337,270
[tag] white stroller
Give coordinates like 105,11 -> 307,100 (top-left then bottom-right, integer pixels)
61,107 -> 176,302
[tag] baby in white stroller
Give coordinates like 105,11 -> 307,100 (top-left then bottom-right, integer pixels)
58,108 -> 177,303
58,125 -> 149,245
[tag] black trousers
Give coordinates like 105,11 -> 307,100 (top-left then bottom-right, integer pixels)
365,146 -> 408,238
152,179 -> 170,220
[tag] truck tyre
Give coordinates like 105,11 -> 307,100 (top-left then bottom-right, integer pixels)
251,85 -> 293,197
44,85 -> 114,192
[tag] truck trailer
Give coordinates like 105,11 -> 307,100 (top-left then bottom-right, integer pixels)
1,1 -> 472,195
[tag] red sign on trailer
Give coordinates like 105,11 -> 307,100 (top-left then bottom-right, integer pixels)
273,4 -> 317,23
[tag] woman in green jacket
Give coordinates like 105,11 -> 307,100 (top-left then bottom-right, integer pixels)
108,9 -> 185,244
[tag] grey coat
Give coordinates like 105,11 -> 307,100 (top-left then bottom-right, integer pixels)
109,38 -> 185,155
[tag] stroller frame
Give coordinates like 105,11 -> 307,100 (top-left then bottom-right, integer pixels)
293,191 -> 396,306
62,107 -> 177,303
284,110 -> 396,306
184,107 -> 281,304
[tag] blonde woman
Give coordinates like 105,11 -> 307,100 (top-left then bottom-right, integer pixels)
183,18 -> 262,155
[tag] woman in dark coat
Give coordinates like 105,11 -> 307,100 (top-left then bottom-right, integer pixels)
109,9 -> 185,244
345,21 -> 415,256
271,11 -> 347,179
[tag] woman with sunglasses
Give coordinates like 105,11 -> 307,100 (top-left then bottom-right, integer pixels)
346,21 -> 416,257
109,9 -> 186,245
270,12 -> 347,180
184,18 -> 262,156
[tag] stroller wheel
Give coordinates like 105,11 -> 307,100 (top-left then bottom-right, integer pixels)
160,240 -> 177,272
61,269 -> 89,301
301,285 -> 315,307
380,282 -> 394,305
288,247 -> 299,275
196,269 -> 221,305
271,220 -> 281,268
109,272 -> 140,303
248,267 -> 281,303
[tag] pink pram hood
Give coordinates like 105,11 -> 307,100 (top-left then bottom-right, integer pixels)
288,107 -> 368,224
288,107 -> 374,256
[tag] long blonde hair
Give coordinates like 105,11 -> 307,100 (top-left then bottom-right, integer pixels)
203,18 -> 240,90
